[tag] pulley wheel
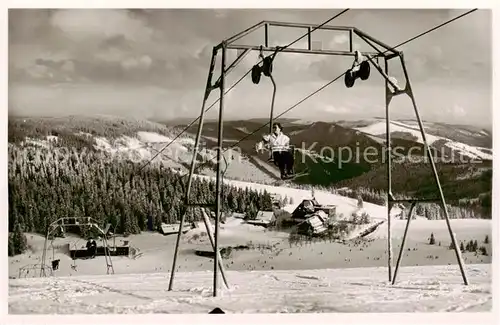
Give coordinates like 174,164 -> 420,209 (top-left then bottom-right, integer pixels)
344,70 -> 355,88
251,64 -> 262,84
262,56 -> 273,77
359,61 -> 370,80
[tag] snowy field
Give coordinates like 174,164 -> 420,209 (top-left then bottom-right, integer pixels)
182,173 -> 404,219
8,216 -> 492,278
6,150 -> 495,316
8,213 -> 493,314
8,264 -> 492,314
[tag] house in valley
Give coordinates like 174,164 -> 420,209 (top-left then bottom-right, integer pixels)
160,223 -> 192,235
297,210 -> 331,236
246,210 -> 276,228
292,198 -> 336,221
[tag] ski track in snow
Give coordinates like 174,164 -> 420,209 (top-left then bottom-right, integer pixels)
9,264 -> 491,314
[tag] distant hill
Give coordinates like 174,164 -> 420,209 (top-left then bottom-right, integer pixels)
172,116 -> 492,207
8,114 -> 492,217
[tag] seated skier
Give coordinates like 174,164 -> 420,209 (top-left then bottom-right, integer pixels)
86,238 -> 97,259
91,239 -> 97,258
256,122 -> 294,180
86,239 -> 92,258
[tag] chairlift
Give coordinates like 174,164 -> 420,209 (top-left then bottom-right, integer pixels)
251,46 -> 299,177
50,228 -> 64,271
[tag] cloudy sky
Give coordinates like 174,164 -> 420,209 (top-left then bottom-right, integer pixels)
8,9 -> 492,127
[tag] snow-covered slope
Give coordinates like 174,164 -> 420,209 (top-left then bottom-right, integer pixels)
69,131 -> 275,182
21,135 -> 60,148
176,172 -> 403,220
355,121 -> 440,144
8,264 -> 491,313
354,121 -> 492,160
8,156 -> 492,315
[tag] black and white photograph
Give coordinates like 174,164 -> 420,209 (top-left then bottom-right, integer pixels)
4,2 -> 497,321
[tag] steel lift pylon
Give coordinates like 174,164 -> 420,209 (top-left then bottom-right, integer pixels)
167,20 -> 469,298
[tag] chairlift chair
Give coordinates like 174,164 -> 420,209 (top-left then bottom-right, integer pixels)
251,46 -> 298,176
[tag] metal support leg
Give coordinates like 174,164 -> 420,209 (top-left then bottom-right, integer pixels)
169,48 -> 218,292
387,203 -> 393,282
103,237 -> 114,275
213,43 -> 227,297
40,231 -> 49,277
168,207 -> 187,291
185,47 -> 218,204
201,208 -> 230,289
385,57 -> 393,283
399,55 -> 468,285
392,201 -> 416,284
383,53 -> 468,285
366,55 -> 403,92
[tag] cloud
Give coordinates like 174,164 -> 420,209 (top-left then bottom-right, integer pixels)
322,105 -> 350,114
94,47 -> 129,63
121,55 -> 153,71
448,104 -> 467,118
214,9 -> 229,19
26,64 -> 50,79
7,9 -> 492,127
331,34 -> 349,45
61,60 -> 75,73
16,58 -> 78,83
50,9 -> 154,43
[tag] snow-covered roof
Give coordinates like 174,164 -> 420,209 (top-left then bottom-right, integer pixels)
303,215 -> 327,235
247,211 -> 275,226
255,211 -> 275,223
160,223 -> 190,234
312,210 -> 328,222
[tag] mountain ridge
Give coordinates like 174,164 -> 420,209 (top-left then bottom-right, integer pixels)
8,114 -> 492,218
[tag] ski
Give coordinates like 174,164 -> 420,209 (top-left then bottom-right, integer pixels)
273,169 -> 309,186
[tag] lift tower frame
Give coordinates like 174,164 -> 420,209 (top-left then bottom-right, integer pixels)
168,20 -> 469,297
40,217 -> 115,277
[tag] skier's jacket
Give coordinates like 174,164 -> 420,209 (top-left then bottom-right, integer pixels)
261,133 -> 290,152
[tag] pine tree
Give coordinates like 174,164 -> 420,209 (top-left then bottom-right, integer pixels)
357,195 -> 363,208
484,235 -> 489,244
245,202 -> 258,220
416,204 -> 424,216
8,234 -> 15,257
227,190 -> 238,212
429,232 -> 435,245
11,221 -> 28,255
8,142 -> 275,237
